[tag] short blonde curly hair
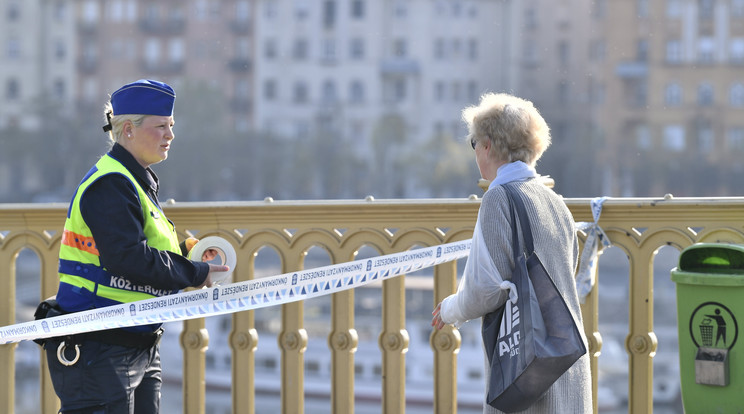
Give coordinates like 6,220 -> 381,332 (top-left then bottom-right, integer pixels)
462,93 -> 551,167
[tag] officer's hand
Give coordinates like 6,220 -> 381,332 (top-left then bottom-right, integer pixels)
196,264 -> 230,288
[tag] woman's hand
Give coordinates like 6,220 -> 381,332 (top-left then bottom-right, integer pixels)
185,237 -> 220,262
432,302 -> 446,330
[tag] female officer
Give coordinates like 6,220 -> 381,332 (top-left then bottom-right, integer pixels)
46,79 -> 229,414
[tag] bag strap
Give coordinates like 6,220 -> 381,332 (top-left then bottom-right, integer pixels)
502,183 -> 535,256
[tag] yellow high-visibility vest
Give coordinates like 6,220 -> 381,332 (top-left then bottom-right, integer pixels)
57,154 -> 181,317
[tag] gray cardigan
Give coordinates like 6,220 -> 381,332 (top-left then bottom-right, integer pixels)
479,180 -> 592,414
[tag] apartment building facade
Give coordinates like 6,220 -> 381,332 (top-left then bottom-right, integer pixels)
3,0 -> 743,198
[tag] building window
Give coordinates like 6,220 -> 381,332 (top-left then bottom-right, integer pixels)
385,78 -> 406,102
293,38 -> 308,60
730,38 -> 744,64
698,83 -> 714,106
322,38 -> 336,61
6,78 -> 19,100
236,1 -> 251,21
294,0 -> 309,20
451,38 -> 461,59
697,122 -> 714,153
293,81 -> 308,103
349,80 -> 364,103
525,8 -> 537,29
733,0 -> 744,16
264,0 -> 277,19
451,81 -> 461,101
264,79 -> 277,100
7,1 -> 20,20
728,127 -> 744,150
637,39 -> 648,61
434,81 -> 445,102
393,0 -> 408,18
169,38 -> 184,63
589,79 -> 606,104
636,125 -> 652,150
393,39 -> 407,58
351,0 -> 364,19
664,83 -> 683,106
349,38 -> 364,59
468,39 -> 478,61
557,81 -> 569,104
145,38 -> 161,64
730,83 -> 744,107
6,37 -> 20,59
698,37 -> 715,63
663,125 -> 686,151
321,80 -> 337,104
434,38 -> 445,60
637,0 -> 649,17
666,0 -> 682,17
323,0 -> 335,28
467,81 -> 478,102
53,79 -> 65,100
666,39 -> 683,64
592,0 -> 607,18
54,39 -> 66,60
235,79 -> 250,98
265,38 -> 277,59
699,0 -> 714,19
558,41 -> 569,66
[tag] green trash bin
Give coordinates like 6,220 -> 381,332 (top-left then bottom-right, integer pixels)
671,243 -> 744,412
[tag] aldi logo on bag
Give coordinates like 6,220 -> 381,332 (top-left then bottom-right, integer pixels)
498,299 -> 521,357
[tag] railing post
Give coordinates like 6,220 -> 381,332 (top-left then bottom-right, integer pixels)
431,260 -> 461,414
230,248 -> 258,414
379,274 -> 409,413
626,249 -> 658,413
279,302 -> 307,414
181,318 -> 209,414
329,289 -> 358,413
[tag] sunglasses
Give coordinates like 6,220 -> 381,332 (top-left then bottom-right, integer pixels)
470,138 -> 477,150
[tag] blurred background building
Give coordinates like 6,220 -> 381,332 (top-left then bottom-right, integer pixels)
1,0 -> 743,202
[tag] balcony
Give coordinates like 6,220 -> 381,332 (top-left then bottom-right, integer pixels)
2,194 -> 742,413
76,57 -> 98,74
139,60 -> 185,75
229,19 -> 252,35
380,58 -> 420,75
615,61 -> 648,79
138,17 -> 186,35
228,57 -> 252,72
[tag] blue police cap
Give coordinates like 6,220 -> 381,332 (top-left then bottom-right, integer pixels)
111,79 -> 176,116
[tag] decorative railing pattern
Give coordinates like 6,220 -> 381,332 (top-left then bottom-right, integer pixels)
1,195 -> 743,414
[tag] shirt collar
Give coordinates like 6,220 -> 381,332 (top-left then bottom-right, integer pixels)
109,143 -> 159,193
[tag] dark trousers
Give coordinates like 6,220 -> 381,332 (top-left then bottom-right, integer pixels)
45,339 -> 162,414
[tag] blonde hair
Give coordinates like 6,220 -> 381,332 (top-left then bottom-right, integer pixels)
103,102 -> 147,147
462,93 -> 551,167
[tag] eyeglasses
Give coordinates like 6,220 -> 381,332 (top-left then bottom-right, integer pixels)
470,138 -> 477,150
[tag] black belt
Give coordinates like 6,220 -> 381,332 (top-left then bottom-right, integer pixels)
67,327 -> 164,349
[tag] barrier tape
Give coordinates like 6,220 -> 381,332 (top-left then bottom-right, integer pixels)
0,239 -> 472,344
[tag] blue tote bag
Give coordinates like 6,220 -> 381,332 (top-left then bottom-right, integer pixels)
481,184 -> 586,412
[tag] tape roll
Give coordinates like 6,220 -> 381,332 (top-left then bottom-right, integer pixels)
188,236 -> 237,285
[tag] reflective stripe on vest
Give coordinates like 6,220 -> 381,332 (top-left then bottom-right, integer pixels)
57,154 -> 181,314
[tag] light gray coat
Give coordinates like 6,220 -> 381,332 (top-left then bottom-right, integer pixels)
478,180 -> 592,414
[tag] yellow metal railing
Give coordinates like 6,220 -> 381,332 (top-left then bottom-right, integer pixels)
1,195 -> 743,414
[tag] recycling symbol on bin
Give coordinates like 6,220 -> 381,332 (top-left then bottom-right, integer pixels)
689,301 -> 739,350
